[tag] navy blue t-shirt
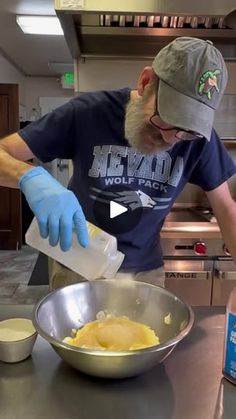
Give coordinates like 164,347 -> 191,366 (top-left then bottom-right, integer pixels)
19,88 -> 236,272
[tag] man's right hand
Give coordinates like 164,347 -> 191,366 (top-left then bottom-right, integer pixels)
19,166 -> 89,251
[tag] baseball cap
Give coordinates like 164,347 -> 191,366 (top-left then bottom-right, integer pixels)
152,37 -> 228,141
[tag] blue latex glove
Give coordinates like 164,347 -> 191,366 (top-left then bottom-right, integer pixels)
19,166 -> 89,251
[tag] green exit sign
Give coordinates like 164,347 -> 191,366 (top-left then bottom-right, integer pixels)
62,72 -> 74,88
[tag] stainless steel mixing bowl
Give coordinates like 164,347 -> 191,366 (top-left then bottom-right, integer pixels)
33,280 -> 194,378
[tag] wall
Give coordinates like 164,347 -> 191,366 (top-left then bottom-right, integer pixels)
78,59 -> 236,93
225,62 -> 236,94
215,63 -> 236,139
24,77 -> 73,120
78,59 -> 151,92
0,51 -> 25,108
0,50 -> 74,121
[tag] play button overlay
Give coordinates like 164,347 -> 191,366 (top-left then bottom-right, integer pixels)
110,201 -> 128,219
93,185 -> 143,235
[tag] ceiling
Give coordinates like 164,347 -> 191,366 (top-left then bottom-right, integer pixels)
0,0 -> 73,77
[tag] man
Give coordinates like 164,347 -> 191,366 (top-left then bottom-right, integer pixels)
1,37 -> 236,290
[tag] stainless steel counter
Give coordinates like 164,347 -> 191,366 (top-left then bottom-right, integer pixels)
161,205 -> 222,239
0,305 -> 236,419
161,221 -> 222,239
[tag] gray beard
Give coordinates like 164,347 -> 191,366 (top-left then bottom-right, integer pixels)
124,96 -> 172,155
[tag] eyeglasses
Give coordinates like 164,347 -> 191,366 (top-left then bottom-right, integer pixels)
149,99 -> 204,141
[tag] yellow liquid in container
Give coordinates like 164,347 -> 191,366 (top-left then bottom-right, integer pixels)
63,316 -> 160,351
26,218 -> 124,280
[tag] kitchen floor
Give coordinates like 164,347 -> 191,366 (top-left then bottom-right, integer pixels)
0,245 -> 49,304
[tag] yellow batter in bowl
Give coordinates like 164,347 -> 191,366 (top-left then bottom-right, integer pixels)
63,316 -> 160,351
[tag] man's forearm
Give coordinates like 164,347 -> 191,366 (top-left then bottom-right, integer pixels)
206,183 -> 236,264
216,205 -> 236,264
0,147 -> 33,188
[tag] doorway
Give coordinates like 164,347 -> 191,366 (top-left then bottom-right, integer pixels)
0,84 -> 21,250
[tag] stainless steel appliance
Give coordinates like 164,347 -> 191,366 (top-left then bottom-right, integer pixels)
161,206 -> 236,306
212,260 -> 236,305
55,0 -> 236,60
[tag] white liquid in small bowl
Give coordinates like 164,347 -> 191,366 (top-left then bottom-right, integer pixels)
0,318 -> 36,342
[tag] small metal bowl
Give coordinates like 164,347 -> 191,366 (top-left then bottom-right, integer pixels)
33,280 -> 194,378
0,318 -> 38,363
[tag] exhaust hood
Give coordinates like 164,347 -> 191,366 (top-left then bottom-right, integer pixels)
55,1 -> 236,60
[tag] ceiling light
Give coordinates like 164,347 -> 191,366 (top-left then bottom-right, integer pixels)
16,15 -> 63,35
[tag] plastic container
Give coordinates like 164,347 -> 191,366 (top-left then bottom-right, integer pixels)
25,217 -> 125,280
222,287 -> 236,384
29,107 -> 40,121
